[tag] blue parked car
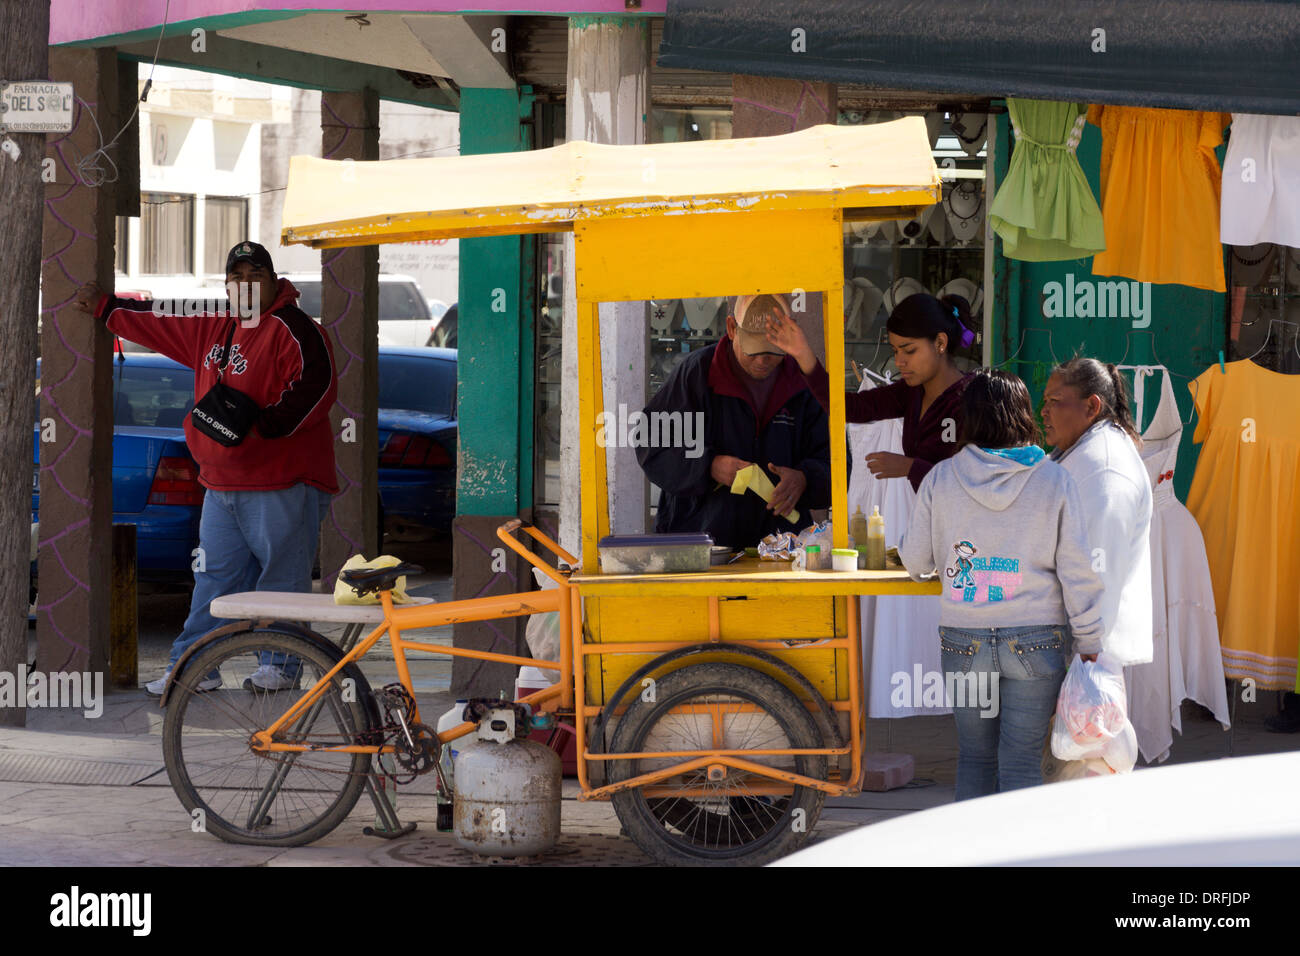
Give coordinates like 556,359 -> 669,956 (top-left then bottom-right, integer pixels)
375,347 -> 458,537
35,354 -> 202,582
32,347 -> 458,582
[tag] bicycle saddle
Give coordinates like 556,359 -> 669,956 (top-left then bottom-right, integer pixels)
338,562 -> 424,596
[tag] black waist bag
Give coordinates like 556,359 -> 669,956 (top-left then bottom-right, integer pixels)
191,322 -> 260,447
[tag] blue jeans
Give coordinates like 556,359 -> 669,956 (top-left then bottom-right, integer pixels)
939,624 -> 1068,801
170,484 -> 333,671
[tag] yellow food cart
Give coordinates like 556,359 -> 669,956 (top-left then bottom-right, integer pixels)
163,117 -> 946,867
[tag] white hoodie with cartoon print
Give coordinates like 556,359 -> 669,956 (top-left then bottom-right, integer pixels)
900,445 -> 1107,655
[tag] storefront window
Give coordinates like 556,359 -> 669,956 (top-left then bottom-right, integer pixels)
140,191 -> 195,275
114,216 -> 129,275
839,111 -> 988,389
1227,244 -> 1300,374
203,196 -> 249,275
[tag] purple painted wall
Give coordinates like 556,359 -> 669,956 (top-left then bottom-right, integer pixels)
52,1 -> 664,46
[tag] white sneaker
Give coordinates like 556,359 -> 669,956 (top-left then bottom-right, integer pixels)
243,664 -> 301,692
145,668 -> 221,698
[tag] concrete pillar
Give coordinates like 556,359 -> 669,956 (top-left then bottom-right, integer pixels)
559,16 -> 650,560
451,86 -> 534,698
317,89 -> 380,586
732,75 -> 838,365
36,48 -> 119,676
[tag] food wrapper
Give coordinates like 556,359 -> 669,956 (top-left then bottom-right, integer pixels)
757,532 -> 800,560
730,464 -> 799,525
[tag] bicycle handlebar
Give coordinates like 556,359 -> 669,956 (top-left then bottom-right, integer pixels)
496,519 -> 575,588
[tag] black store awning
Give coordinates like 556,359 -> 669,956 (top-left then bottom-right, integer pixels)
659,0 -> 1300,115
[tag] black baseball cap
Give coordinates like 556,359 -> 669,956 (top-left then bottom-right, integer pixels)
225,240 -> 275,276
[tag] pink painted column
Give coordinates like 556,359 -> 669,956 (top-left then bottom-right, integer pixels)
731,75 -> 837,138
36,48 -> 119,676
317,90 -> 380,585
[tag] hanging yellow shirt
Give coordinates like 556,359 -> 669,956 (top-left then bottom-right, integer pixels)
1088,106 -> 1230,293
1186,361 -> 1300,690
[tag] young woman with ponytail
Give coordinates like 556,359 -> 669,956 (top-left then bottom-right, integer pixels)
1042,357 -> 1154,668
766,292 -> 979,492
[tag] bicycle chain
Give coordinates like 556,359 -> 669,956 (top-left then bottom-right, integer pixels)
246,682 -> 448,791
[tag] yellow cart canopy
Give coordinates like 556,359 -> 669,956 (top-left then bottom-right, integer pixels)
280,117 -> 941,248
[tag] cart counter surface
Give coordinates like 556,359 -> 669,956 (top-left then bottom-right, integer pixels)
569,555 -> 942,597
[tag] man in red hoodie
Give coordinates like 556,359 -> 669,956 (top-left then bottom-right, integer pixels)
74,241 -> 339,697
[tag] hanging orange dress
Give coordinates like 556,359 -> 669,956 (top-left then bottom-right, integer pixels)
1186,361 -> 1300,690
1088,106 -> 1230,292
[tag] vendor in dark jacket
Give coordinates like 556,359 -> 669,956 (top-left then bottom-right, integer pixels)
764,292 -> 978,492
637,293 -> 831,549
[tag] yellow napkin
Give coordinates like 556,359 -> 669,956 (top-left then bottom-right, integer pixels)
730,463 -> 799,524
333,554 -> 414,605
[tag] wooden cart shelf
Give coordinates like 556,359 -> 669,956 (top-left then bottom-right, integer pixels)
568,555 -> 942,597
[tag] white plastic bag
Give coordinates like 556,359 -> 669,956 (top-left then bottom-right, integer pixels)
524,566 -> 562,684
795,519 -> 833,555
1050,654 -> 1138,773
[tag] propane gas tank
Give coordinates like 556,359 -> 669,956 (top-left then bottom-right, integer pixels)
453,704 -> 561,857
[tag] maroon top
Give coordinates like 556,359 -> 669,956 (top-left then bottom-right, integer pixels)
804,363 -> 974,491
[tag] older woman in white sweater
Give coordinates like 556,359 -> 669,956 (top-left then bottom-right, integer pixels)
1042,358 -> 1153,667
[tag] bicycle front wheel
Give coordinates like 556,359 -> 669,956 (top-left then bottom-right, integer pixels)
163,629 -> 376,846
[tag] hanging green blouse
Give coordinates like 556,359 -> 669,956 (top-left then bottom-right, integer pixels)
989,99 -> 1106,261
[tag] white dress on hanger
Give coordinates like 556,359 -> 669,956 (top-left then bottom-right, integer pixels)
849,378 -> 947,718
1122,367 -> 1232,764
1220,113 -> 1300,248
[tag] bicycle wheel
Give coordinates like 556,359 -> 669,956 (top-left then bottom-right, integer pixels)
163,629 -> 376,846
608,662 -> 827,866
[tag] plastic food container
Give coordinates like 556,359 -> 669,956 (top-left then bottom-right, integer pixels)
831,548 -> 858,572
597,533 -> 713,574
803,545 -> 827,571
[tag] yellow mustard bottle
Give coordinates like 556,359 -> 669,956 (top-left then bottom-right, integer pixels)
866,505 -> 886,570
